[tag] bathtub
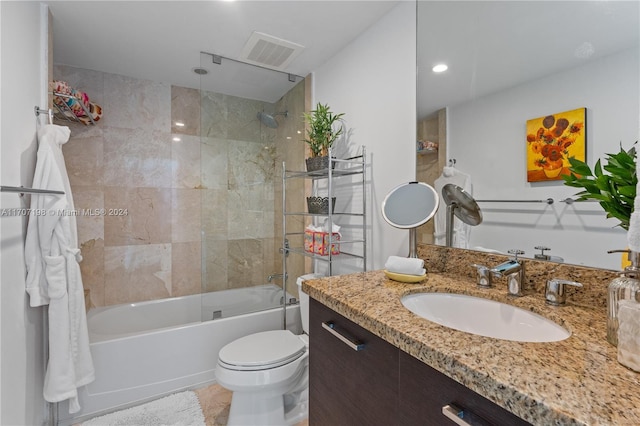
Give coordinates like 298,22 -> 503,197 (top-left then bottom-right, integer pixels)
57,285 -> 301,425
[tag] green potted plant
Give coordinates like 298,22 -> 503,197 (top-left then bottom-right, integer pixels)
562,143 -> 637,230
302,102 -> 345,172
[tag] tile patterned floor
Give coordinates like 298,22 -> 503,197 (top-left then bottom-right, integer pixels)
194,383 -> 309,426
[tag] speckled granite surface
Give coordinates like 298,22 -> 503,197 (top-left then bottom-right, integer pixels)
303,246 -> 640,426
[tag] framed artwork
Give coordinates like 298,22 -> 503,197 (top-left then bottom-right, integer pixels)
526,107 -> 586,182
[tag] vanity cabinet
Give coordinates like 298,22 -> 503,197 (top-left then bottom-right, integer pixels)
309,298 -> 531,426
399,351 -> 530,425
309,298 -> 398,425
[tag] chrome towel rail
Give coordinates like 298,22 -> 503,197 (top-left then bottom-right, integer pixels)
476,198 -> 554,205
1,186 -> 65,196
560,198 -> 599,204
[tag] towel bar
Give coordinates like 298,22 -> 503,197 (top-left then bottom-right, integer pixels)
1,186 -> 65,196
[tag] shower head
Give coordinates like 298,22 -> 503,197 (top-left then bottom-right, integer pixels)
257,111 -> 288,129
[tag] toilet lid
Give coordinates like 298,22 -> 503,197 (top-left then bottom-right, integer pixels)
218,330 -> 306,371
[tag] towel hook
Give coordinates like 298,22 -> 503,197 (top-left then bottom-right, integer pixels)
34,106 -> 53,124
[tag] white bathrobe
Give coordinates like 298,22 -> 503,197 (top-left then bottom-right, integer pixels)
434,166 -> 473,248
24,124 -> 94,413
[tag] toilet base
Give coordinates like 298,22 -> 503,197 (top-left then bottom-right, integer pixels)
227,390 -> 308,426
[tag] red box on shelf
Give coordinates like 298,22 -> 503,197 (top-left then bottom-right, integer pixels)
304,230 -> 340,256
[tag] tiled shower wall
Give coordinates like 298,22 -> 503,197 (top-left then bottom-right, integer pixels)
54,64 -> 305,309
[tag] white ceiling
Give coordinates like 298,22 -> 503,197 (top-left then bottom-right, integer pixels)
46,1 -> 639,112
46,0 -> 400,103
417,1 -> 640,118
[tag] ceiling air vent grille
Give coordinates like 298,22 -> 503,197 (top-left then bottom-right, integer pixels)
241,31 -> 304,70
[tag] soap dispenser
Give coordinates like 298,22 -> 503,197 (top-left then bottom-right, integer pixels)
607,249 -> 640,346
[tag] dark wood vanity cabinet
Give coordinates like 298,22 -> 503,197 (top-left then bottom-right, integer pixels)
309,298 -> 399,426
309,298 -> 531,426
398,351 -> 530,425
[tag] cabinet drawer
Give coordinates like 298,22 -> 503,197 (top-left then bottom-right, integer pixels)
399,351 -> 531,425
309,298 -> 399,426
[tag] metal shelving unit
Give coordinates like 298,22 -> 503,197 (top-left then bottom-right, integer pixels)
282,146 -> 367,277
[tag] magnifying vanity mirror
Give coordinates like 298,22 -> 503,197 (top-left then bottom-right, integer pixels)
441,184 -> 482,247
382,182 -> 439,258
416,1 -> 640,269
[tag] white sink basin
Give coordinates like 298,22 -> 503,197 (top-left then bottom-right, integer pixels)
401,293 -> 570,342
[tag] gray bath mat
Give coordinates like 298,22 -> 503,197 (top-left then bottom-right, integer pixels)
83,391 -> 206,426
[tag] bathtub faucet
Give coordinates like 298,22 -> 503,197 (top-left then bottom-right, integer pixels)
267,273 -> 287,283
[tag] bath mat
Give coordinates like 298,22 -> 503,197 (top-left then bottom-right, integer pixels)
83,391 -> 206,426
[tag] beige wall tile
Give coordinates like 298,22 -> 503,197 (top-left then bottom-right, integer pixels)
227,239 -> 264,287
171,134 -> 201,189
172,189 -> 201,243
228,139 -> 276,189
227,96 -> 268,142
104,187 -> 172,246
228,187 -> 268,240
57,64 -> 306,308
104,243 -> 172,305
171,86 -> 200,136
201,91 -> 227,138
201,137 -> 228,190
62,134 -> 104,187
73,188 -> 104,243
103,72 -> 170,131
171,241 -> 202,297
80,238 -> 105,308
103,127 -> 172,188
203,239 -> 228,292
202,189 -> 228,241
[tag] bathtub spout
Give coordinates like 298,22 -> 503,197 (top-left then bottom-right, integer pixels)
267,273 -> 287,283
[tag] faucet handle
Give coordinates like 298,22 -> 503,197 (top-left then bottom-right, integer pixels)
507,249 -> 525,261
471,264 -> 492,288
545,278 -> 583,306
534,246 -> 551,260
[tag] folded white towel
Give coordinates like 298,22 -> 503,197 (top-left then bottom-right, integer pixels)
618,300 -> 640,372
385,256 -> 425,276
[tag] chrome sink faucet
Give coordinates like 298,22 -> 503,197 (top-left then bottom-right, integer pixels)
490,249 -> 525,297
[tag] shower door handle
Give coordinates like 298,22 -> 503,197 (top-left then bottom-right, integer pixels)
321,321 -> 365,351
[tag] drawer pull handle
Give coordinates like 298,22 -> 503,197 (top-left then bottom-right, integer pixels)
442,404 -> 490,426
321,321 -> 366,351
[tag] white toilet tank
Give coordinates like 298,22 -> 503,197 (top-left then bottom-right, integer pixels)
296,274 -> 321,334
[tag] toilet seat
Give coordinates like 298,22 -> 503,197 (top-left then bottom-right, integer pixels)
218,330 -> 306,371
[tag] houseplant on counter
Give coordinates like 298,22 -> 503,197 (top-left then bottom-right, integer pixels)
302,102 -> 345,172
562,143 -> 637,230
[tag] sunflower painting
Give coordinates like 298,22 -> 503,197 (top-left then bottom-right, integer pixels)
526,107 -> 586,182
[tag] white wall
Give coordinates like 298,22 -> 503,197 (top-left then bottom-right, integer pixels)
449,48 -> 639,269
0,2 -> 48,424
313,2 -> 417,271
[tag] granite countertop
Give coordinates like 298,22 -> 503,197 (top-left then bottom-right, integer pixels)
302,270 -> 640,425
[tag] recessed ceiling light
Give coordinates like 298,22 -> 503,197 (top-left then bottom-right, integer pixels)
173,137 -> 181,142
432,64 -> 448,73
175,122 -> 185,127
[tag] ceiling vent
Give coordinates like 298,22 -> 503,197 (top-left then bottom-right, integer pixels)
240,31 -> 304,71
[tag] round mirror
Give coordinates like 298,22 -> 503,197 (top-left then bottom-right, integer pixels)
382,182 -> 439,258
382,181 -> 439,228
441,184 -> 482,226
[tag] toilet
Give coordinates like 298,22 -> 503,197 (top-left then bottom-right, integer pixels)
215,274 -> 318,426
